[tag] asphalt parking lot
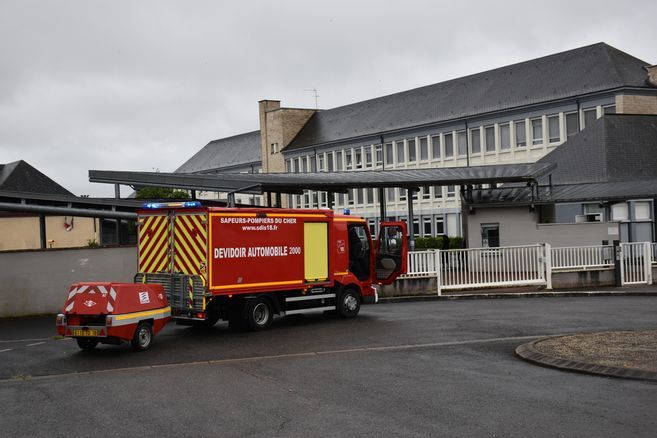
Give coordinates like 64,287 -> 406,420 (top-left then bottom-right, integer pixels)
1,296 -> 656,437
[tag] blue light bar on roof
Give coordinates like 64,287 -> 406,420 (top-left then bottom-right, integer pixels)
143,201 -> 201,209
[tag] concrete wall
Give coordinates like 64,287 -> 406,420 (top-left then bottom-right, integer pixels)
466,207 -> 619,247
0,216 -> 98,251
0,246 -> 137,317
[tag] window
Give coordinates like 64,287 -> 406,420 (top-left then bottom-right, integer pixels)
548,115 -> 560,143
485,126 -> 495,152
435,215 -> 444,234
285,160 -> 291,172
337,193 -> 344,206
365,146 -> 372,168
407,139 -> 416,162
318,154 -> 325,171
419,137 -> 428,160
635,202 -> 652,220
447,185 -> 456,198
411,189 -> 418,200
354,189 -> 362,205
423,217 -> 432,236
300,157 -> 308,172
431,135 -> 441,159
385,143 -> 393,165
312,191 -> 318,208
347,189 -> 354,205
270,143 -> 278,154
387,188 -> 395,202
583,108 -> 597,128
399,188 -> 406,201
444,133 -> 454,158
345,149 -> 353,170
457,131 -> 467,156
566,112 -> 579,138
365,188 -> 374,204
434,186 -> 443,199
515,120 -> 526,147
499,124 -> 510,150
327,153 -> 334,172
531,118 -> 543,145
611,203 -> 629,221
320,192 -> 327,207
481,223 -> 500,248
355,148 -> 362,169
375,144 -> 383,166
396,140 -> 405,164
310,156 -> 316,172
421,187 -> 431,200
412,219 -> 420,237
335,151 -> 343,171
470,128 -> 481,154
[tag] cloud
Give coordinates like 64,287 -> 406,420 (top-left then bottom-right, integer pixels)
0,0 -> 655,196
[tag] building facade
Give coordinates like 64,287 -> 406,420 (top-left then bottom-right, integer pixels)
177,43 -> 657,240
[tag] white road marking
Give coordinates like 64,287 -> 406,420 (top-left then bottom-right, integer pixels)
26,342 -> 46,347
0,349 -> 13,353
0,338 -> 50,344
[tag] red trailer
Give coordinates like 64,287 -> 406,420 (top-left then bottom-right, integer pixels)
136,204 -> 407,330
56,282 -> 170,351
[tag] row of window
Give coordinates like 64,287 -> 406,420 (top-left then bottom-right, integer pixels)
289,186 -> 460,209
285,105 -> 615,171
364,213 -> 463,238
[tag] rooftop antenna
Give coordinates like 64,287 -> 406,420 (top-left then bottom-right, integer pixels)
304,88 -> 319,109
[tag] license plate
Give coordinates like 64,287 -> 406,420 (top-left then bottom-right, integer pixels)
72,329 -> 99,337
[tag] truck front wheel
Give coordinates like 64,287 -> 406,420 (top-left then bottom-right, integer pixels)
131,321 -> 153,351
338,288 -> 361,318
76,338 -> 98,351
246,297 -> 273,331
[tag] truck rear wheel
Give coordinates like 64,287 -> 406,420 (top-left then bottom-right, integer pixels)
131,321 -> 153,351
246,297 -> 273,331
338,287 -> 361,318
76,338 -> 98,351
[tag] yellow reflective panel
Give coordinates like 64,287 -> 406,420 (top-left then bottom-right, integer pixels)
304,222 -> 329,282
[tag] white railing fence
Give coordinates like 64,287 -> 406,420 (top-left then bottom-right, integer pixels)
551,245 -> 614,271
401,241 -> 655,294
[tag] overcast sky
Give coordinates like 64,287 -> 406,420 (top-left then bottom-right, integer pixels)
1,0 -> 655,197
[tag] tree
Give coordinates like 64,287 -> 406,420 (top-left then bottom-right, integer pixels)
136,186 -> 189,199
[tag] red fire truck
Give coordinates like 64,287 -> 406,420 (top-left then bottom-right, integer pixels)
138,203 -> 407,328
58,202 -> 407,350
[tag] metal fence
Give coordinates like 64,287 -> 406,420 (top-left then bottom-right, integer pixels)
551,245 -> 614,271
401,241 -> 656,294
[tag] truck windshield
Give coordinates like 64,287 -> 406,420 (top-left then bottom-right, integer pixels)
348,224 -> 371,281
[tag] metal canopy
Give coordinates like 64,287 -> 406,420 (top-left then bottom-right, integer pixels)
89,163 -> 556,194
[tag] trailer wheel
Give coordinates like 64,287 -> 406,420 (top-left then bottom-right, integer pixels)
338,287 -> 361,318
76,338 -> 98,351
131,321 -> 153,351
246,297 -> 273,331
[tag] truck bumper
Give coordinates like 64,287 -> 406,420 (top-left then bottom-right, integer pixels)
362,286 -> 379,305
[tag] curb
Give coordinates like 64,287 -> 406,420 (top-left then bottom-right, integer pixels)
515,337 -> 657,382
379,291 -> 657,303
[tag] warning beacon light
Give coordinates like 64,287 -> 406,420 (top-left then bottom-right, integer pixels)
143,201 -> 201,209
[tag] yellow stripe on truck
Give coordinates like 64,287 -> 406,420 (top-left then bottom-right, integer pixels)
114,307 -> 172,321
212,280 -> 303,290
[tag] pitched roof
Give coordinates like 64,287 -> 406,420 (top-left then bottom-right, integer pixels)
176,130 -> 261,173
536,114 -> 657,185
0,160 -> 73,196
287,43 -> 653,150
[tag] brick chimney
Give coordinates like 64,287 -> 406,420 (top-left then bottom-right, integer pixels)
645,65 -> 657,87
258,100 -> 316,174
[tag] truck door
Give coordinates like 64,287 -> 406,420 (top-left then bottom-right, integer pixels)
172,211 -> 208,280
138,212 -> 172,273
373,222 -> 408,285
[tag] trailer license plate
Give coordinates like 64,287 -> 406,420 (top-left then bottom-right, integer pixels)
72,329 -> 98,337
